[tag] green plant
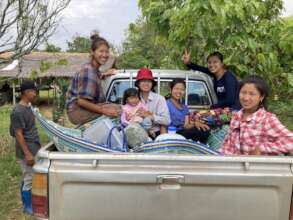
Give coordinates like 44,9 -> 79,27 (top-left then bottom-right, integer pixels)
52,79 -> 69,123
45,42 -> 62,52
55,59 -> 68,66
40,61 -> 54,73
39,59 -> 68,73
30,69 -> 38,79
67,36 -> 91,53
118,18 -> 177,69
137,0 -> 293,98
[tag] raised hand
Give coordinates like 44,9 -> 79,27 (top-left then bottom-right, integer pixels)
181,49 -> 191,65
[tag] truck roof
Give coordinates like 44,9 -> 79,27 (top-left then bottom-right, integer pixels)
102,69 -> 214,90
108,69 -> 211,80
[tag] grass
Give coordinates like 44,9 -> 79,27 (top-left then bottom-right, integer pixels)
0,105 -> 21,220
37,89 -> 55,105
0,100 -> 292,219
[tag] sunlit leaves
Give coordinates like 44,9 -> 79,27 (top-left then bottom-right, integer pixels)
138,0 -> 292,98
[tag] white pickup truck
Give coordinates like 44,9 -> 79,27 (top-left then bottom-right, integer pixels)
31,70 -> 293,220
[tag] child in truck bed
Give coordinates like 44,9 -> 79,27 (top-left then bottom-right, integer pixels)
121,88 -> 151,127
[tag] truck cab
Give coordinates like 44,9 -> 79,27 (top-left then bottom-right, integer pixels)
102,69 -> 217,111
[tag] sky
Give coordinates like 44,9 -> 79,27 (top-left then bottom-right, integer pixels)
49,0 -> 293,50
283,0 -> 293,17
49,0 -> 140,50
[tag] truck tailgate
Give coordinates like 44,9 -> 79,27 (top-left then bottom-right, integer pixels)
48,153 -> 293,220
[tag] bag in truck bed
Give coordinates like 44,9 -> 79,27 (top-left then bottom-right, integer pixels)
83,117 -> 127,151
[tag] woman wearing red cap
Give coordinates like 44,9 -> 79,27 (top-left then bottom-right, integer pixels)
135,68 -> 171,137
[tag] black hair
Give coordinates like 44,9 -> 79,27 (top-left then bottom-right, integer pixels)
169,78 -> 186,90
122,88 -> 140,105
135,80 -> 157,93
207,51 -> 224,63
239,75 -> 270,108
20,80 -> 37,95
166,78 -> 186,100
90,33 -> 110,52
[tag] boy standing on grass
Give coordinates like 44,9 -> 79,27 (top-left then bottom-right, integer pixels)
9,80 -> 41,215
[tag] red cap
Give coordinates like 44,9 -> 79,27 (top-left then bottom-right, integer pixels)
136,68 -> 154,81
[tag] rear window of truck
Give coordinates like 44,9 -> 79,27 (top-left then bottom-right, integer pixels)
107,78 -> 211,107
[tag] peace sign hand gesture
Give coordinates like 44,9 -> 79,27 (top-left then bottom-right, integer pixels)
182,49 -> 191,65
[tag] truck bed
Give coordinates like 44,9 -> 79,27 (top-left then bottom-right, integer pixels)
34,142 -> 293,220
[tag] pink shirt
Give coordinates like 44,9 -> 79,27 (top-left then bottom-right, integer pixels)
121,102 -> 147,125
221,108 -> 293,155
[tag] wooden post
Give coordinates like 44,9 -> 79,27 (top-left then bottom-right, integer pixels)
12,81 -> 16,105
54,83 -> 57,99
48,88 -> 50,105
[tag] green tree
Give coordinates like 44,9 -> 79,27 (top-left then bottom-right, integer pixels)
118,18 -> 177,69
278,17 -> 293,95
138,0 -> 292,98
45,42 -> 62,52
66,36 -> 91,53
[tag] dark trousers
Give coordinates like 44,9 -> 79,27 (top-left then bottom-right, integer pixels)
177,128 -> 210,143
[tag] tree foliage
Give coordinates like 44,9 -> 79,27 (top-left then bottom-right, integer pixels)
137,0 -> 292,98
44,42 -> 61,52
66,36 -> 91,53
52,78 -> 68,123
117,18 -> 177,69
0,0 -> 70,64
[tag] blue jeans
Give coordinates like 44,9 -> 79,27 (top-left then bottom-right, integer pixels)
19,159 -> 33,191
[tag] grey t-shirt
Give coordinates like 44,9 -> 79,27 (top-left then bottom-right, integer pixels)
10,104 -> 41,159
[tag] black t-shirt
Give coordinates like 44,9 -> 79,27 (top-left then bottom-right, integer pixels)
187,63 -> 241,110
10,104 -> 40,159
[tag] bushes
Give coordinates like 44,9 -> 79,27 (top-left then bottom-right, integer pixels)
131,0 -> 293,98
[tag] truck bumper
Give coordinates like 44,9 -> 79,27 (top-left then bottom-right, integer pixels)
33,217 -> 48,220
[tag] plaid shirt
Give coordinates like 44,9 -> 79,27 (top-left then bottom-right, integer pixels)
221,108 -> 293,155
66,62 -> 105,109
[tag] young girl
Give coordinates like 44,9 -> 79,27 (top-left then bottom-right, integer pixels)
121,88 -> 150,126
121,87 -> 158,139
182,50 -> 240,110
221,75 -> 293,155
